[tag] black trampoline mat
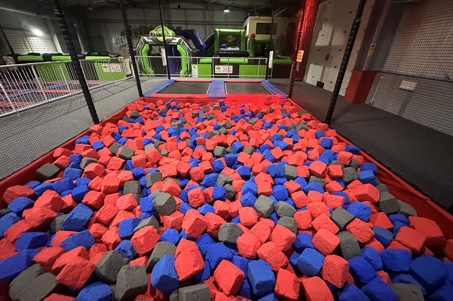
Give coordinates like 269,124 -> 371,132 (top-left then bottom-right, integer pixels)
225,82 -> 271,94
158,82 -> 210,94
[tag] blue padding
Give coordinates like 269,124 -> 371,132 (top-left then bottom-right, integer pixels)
208,80 -> 225,98
144,80 -> 175,97
261,80 -> 288,98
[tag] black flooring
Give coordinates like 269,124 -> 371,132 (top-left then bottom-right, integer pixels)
271,79 -> 453,214
159,82 -> 210,94
226,82 -> 271,94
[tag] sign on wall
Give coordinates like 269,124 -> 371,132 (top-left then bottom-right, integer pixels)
101,64 -> 122,72
192,65 -> 199,78
214,65 -> 233,74
296,50 -> 304,62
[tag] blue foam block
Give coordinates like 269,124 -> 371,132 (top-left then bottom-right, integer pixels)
339,284 -> 370,301
114,240 -> 136,261
238,166 -> 251,180
373,226 -> 394,247
231,141 -> 244,153
193,260 -> 211,283
76,281 -> 112,301
60,203 -> 93,231
212,186 -> 226,201
72,184 -> 89,202
320,138 -> 333,149
349,256 -> 377,284
240,192 -> 257,207
428,283 -> 453,301
151,254 -> 179,294
64,167 -> 82,181
76,178 -> 91,187
0,213 -> 20,235
15,232 -> 49,251
347,202 -> 371,221
132,168 -> 145,180
233,255 -> 250,277
297,248 -> 324,276
212,160 -> 224,172
257,293 -> 277,301
196,233 -> 215,256
346,145 -> 360,154
0,249 -> 38,281
293,232 -> 314,253
267,163 -> 285,178
34,183 -> 53,196
361,277 -> 398,301
25,180 -> 40,189
359,170 -> 377,185
179,203 -> 193,214
361,163 -> 378,174
303,182 -> 324,194
381,249 -> 412,273
248,259 -> 275,297
444,262 -> 453,284
139,196 -> 156,212
76,136 -> 90,144
70,154 -> 83,164
273,177 -> 287,185
53,178 -> 76,195
92,141 -> 105,151
241,180 -> 258,196
225,154 -> 239,167
160,228 -> 180,245
389,214 -> 409,227
200,173 -> 219,187
206,243 -> 233,272
61,230 -> 95,251
289,251 -> 301,272
361,247 -> 382,271
118,218 -> 140,238
199,203 -> 215,215
392,273 -> 427,295
272,185 -> 288,201
7,197 -> 34,215
239,278 -> 252,299
410,254 -> 448,293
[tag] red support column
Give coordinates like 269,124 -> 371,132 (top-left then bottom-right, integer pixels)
296,0 -> 319,80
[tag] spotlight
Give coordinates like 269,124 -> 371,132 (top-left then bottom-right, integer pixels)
31,28 -> 44,37
224,6 -> 230,13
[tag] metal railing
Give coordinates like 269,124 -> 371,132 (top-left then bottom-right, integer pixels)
136,56 -> 270,79
0,58 -> 131,117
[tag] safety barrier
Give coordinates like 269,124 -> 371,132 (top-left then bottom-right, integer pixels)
0,58 -> 130,117
136,56 -> 270,79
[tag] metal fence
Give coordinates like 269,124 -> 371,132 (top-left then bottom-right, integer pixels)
136,56 -> 270,79
0,58 -> 130,117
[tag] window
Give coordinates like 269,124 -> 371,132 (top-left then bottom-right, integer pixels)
256,23 -> 277,35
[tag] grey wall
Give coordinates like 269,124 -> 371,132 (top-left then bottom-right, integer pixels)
366,0 -> 453,136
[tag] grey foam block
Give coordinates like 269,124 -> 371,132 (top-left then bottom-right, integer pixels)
254,195 -> 274,218
154,140 -> 164,148
160,108 -> 168,114
160,149 -> 169,157
169,290 -> 179,301
172,120 -> 185,129
0,208 -> 12,217
122,116 -> 129,121
330,208 -> 354,230
243,146 -> 255,155
133,194 -> 142,203
379,191 -> 396,203
130,110 -> 140,118
329,160 -> 344,166
50,214 -> 68,234
277,216 -> 297,234
217,174 -> 233,186
379,199 -> 401,215
286,124 -> 296,131
376,183 -> 388,192
36,163 -> 60,182
284,165 -> 298,180
275,201 -> 296,217
280,109 -> 287,115
146,241 -> 177,272
248,118 -> 259,125
296,122 -> 308,131
309,176 -> 325,187
226,147 -> 233,154
349,160 -> 360,170
218,223 -> 243,243
337,231 -> 361,260
390,283 -> 424,301
144,143 -> 155,152
213,146 -> 227,158
213,105 -> 220,111
80,157 -> 98,169
397,200 -> 417,216
123,181 -> 142,195
95,251 -> 128,284
224,121 -> 232,129
224,184 -> 236,201
9,264 -> 44,301
208,130 -> 219,138
109,142 -> 121,155
192,112 -> 199,118
342,167 -> 358,184
202,106 -> 209,113
134,216 -> 159,233
297,109 -> 307,117
208,114 -> 216,120
118,146 -> 135,160
152,191 -> 176,215
219,128 -> 227,135
115,265 -> 148,301
145,172 -> 163,188
18,272 -> 60,301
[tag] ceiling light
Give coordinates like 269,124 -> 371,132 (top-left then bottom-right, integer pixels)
31,28 -> 44,37
224,6 -> 230,13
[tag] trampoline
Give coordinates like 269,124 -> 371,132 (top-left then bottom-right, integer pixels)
158,81 -> 210,94
225,82 -> 272,95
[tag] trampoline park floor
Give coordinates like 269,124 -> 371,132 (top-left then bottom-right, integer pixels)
270,79 -> 453,213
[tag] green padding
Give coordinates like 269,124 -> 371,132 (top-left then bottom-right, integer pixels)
239,65 -> 266,79
177,44 -> 189,77
94,62 -> 126,81
35,63 -> 70,81
220,58 -> 247,64
273,58 -> 292,65
50,55 -> 71,61
192,64 -> 211,78
84,56 -> 111,60
140,44 -> 153,75
199,58 -> 212,64
17,55 -> 43,62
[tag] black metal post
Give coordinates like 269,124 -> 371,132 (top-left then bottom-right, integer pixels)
158,0 -> 171,79
288,11 -> 304,99
325,0 -> 366,124
119,0 -> 143,97
53,0 -> 99,124
265,1 -> 276,80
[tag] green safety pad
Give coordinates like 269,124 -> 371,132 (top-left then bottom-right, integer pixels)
239,65 -> 266,79
35,63 -> 71,81
192,64 -> 211,78
220,58 -> 248,64
94,62 -> 126,81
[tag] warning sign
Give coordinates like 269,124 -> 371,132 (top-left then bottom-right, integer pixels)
101,64 -> 122,72
296,50 -> 304,62
192,65 -> 199,78
214,65 -> 233,74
